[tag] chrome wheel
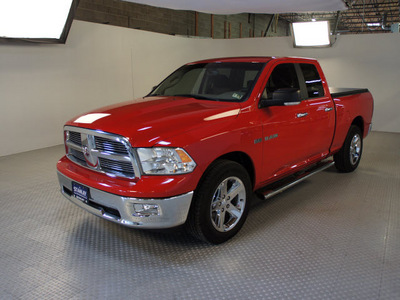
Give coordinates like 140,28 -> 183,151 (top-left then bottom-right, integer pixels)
210,176 -> 246,232
187,160 -> 251,244
349,133 -> 361,165
334,125 -> 363,173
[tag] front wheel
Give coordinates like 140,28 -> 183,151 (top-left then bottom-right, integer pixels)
187,160 -> 252,244
334,125 -> 363,172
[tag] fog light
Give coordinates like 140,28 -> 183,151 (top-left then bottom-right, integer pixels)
133,204 -> 160,217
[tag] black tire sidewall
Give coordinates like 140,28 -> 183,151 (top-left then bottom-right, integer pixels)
335,125 -> 363,172
192,160 -> 252,244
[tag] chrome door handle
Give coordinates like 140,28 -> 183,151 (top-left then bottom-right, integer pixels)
325,107 -> 334,112
296,112 -> 308,118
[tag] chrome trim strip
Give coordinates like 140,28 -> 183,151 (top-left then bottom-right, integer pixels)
95,151 -> 131,162
263,161 -> 335,200
65,140 -> 82,151
284,101 -> 301,106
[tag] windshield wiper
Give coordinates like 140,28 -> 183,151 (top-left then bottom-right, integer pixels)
144,93 -> 163,97
172,94 -> 218,101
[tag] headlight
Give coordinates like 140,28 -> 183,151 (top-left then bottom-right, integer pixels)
137,147 -> 196,175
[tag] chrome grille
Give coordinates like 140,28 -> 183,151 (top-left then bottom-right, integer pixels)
64,126 -> 140,179
94,136 -> 128,155
70,148 -> 86,164
69,131 -> 82,146
99,157 -> 135,177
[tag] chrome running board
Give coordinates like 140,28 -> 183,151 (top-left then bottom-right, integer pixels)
261,160 -> 335,200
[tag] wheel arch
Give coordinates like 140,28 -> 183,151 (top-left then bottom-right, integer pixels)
187,155 -> 254,243
196,151 -> 256,192
216,151 -> 256,189
351,116 -> 364,135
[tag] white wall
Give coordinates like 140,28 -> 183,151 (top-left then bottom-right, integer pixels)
0,22 -> 134,157
1,20 -> 399,156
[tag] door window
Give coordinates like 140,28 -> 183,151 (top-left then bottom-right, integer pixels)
263,63 -> 300,99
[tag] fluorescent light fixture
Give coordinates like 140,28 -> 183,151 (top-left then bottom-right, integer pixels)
0,0 -> 79,43
367,23 -> 381,27
292,21 -> 330,47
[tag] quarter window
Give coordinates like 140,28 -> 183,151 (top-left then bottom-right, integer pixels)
300,64 -> 324,98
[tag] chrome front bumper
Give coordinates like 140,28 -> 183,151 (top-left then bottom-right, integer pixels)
57,172 -> 193,229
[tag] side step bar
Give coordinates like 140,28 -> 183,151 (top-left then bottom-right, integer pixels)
260,160 -> 335,200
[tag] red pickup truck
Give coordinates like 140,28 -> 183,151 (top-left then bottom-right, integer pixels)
57,57 -> 373,244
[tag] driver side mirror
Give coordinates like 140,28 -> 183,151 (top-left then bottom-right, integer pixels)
259,88 -> 301,108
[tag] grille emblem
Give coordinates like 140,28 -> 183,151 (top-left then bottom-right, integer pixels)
81,134 -> 99,168
83,146 -> 90,156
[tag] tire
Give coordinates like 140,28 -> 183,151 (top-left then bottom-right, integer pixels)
334,125 -> 363,173
187,160 -> 252,244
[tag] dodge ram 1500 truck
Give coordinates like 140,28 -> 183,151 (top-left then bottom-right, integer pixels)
57,57 -> 374,244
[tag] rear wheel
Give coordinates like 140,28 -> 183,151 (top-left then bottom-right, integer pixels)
334,125 -> 363,172
187,160 -> 252,244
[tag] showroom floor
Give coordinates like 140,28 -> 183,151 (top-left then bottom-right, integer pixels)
0,131 -> 399,299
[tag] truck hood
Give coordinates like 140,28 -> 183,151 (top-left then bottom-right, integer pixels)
66,96 -> 241,147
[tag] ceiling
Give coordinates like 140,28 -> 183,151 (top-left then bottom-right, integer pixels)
122,0 -> 400,34
122,0 -> 347,14
280,0 -> 400,34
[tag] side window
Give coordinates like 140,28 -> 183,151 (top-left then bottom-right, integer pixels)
299,63 -> 324,98
263,63 -> 300,99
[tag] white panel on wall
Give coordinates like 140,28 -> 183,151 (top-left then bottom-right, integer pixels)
0,20 -> 399,156
0,22 -> 134,156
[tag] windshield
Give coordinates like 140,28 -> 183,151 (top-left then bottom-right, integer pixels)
148,62 -> 265,102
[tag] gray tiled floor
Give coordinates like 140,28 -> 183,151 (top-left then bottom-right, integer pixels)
1,131 -> 399,299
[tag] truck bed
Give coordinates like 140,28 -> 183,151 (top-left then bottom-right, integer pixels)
329,87 -> 370,98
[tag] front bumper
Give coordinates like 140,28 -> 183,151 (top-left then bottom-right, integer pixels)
57,171 -> 193,229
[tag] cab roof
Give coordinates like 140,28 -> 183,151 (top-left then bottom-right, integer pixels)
189,56 -> 317,64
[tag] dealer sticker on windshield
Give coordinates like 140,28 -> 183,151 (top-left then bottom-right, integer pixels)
72,182 -> 89,203
232,92 -> 243,100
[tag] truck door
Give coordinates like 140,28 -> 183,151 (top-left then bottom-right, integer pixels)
298,63 -> 335,161
259,63 -> 312,180
258,62 -> 335,182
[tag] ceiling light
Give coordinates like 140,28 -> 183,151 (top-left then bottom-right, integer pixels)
0,0 -> 78,43
292,21 -> 330,47
367,23 -> 381,27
